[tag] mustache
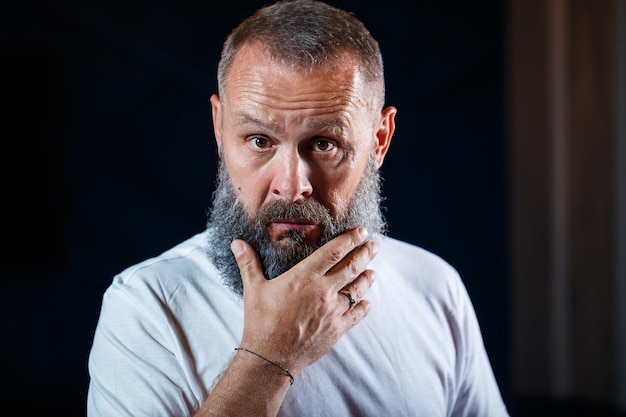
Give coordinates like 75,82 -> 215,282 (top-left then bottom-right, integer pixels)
255,199 -> 334,228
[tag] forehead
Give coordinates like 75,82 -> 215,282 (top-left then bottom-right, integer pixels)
222,44 -> 374,121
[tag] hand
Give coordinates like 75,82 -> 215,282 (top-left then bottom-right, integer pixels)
230,226 -> 378,376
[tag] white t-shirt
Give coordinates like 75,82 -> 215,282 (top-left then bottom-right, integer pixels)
87,231 -> 509,416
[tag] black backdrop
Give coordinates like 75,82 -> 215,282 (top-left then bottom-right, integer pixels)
1,1 -> 508,415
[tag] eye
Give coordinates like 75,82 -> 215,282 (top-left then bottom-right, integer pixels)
313,139 -> 335,152
249,136 -> 271,149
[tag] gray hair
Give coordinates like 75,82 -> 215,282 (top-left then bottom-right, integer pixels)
216,0 -> 385,108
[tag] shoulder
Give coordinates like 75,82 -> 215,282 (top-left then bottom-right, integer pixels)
372,234 -> 468,308
106,230 -> 221,300
374,234 -> 459,279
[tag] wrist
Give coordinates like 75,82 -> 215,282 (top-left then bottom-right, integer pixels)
234,347 -> 294,386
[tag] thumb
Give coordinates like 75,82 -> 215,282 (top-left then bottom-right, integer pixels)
230,239 -> 265,289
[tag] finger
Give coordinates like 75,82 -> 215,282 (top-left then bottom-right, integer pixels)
340,269 -> 376,306
343,299 -> 371,322
299,227 -> 369,276
338,289 -> 358,310
230,239 -> 265,289
327,239 -> 378,289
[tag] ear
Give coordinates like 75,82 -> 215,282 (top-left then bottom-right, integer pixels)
373,106 -> 397,168
210,94 -> 223,153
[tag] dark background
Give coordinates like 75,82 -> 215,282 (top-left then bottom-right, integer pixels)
1,1 -> 511,415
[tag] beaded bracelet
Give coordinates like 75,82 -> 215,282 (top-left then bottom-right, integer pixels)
235,347 -> 295,385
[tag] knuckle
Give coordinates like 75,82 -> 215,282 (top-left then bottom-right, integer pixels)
346,258 -> 361,276
346,309 -> 360,325
237,257 -> 254,274
327,246 -> 344,264
362,269 -> 375,283
353,286 -> 363,301
365,241 -> 378,259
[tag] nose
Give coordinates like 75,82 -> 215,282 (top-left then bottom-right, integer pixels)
269,148 -> 313,202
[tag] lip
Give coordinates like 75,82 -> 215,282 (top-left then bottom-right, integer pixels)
269,219 -> 319,231
267,219 -> 323,244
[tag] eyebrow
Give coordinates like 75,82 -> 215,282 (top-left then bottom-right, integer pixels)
234,115 -> 272,130
308,118 -> 347,133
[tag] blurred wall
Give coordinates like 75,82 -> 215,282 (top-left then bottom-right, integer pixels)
508,0 -> 626,413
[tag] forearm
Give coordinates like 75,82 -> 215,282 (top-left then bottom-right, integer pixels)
194,349 -> 293,417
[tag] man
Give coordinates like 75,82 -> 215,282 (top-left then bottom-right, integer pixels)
87,1 -> 509,416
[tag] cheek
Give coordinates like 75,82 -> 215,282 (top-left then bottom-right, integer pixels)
223,151 -> 267,215
325,181 -> 357,217
317,160 -> 366,217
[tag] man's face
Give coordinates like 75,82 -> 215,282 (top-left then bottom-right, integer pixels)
210,43 -> 395,249
207,43 -> 396,294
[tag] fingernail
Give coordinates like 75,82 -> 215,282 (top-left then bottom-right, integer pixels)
230,240 -> 244,257
371,241 -> 379,255
359,227 -> 368,239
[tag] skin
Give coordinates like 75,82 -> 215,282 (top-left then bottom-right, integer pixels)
195,43 -> 396,417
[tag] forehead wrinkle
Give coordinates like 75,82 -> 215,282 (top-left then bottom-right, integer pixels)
233,110 -> 350,138
237,88 -> 358,111
231,65 -> 363,107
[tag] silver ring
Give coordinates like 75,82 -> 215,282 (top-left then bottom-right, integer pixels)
339,290 -> 357,309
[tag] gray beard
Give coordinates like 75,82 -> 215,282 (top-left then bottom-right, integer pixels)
206,155 -> 386,297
